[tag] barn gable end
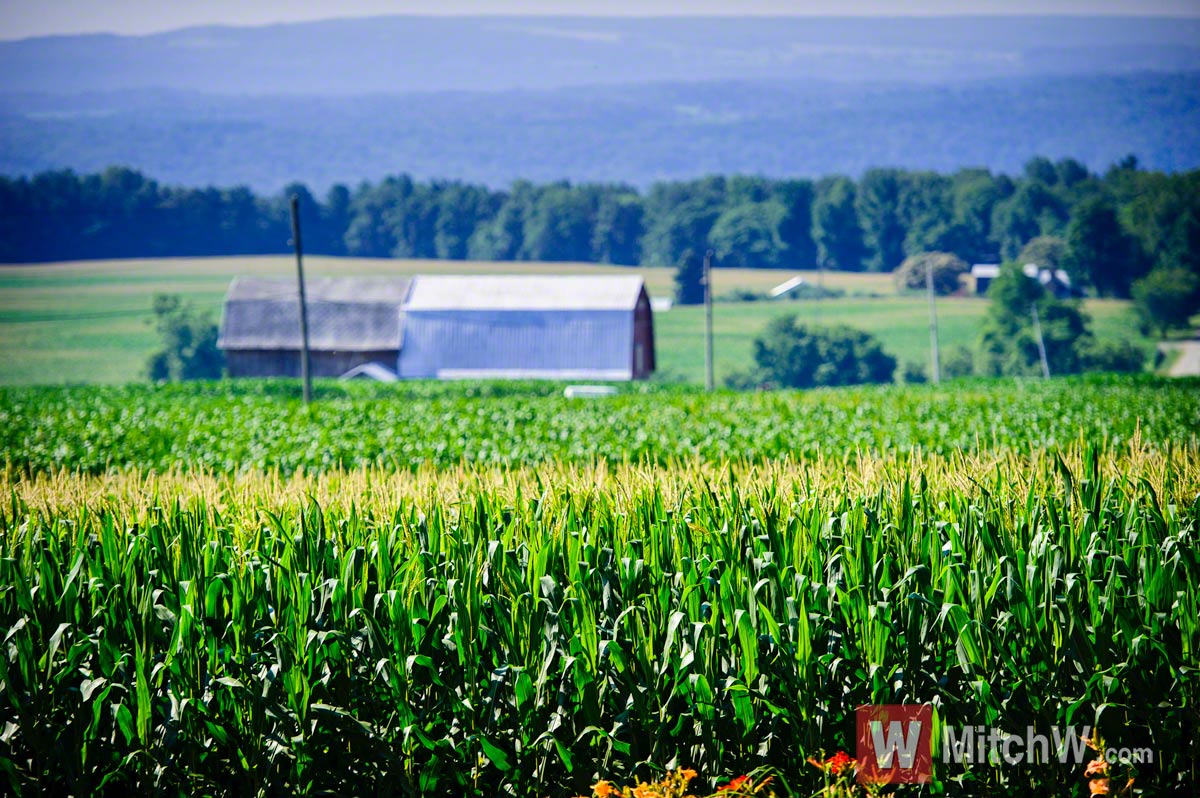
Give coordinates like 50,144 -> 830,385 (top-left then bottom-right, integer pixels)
218,277 -> 410,378
398,275 -> 655,380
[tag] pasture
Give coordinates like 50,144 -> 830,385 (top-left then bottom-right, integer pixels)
0,256 -> 1153,385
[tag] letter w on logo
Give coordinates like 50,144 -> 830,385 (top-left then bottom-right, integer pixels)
856,704 -> 933,784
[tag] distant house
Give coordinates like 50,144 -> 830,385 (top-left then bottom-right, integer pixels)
970,263 -> 1076,299
218,277 -> 410,378
970,264 -> 1002,295
1022,263 -> 1076,299
398,275 -> 655,380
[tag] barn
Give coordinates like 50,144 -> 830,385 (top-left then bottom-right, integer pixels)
218,276 -> 410,377
397,275 -> 655,380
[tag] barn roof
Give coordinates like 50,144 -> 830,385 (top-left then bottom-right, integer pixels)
404,275 -> 646,311
218,277 -> 410,351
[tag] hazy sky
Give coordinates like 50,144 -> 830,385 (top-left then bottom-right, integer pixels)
2,0 -> 1199,40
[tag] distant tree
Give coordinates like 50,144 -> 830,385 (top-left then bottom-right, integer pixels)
146,294 -> 223,381
812,177 -> 866,272
1122,173 -> 1200,278
977,263 -> 1091,376
641,177 -> 726,266
1017,235 -> 1068,270
899,172 -> 958,257
856,169 -> 907,272
468,183 -> 532,260
433,182 -> 495,260
1064,197 -> 1144,297
990,181 -> 1067,260
942,345 -> 975,379
708,200 -> 788,269
1077,338 -> 1145,373
521,184 -> 594,262
773,179 -> 817,268
894,252 -> 968,295
1054,157 -> 1090,188
1024,156 -> 1059,186
342,176 -> 408,257
899,361 -> 928,384
673,248 -> 706,306
592,191 -> 645,265
734,317 -> 896,389
1131,267 -> 1200,338
950,169 -> 1011,263
323,184 -> 352,256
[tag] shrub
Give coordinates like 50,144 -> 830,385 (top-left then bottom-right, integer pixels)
1131,267 -> 1200,338
978,263 -> 1092,377
145,293 -> 224,381
740,317 -> 896,389
894,252 -> 968,296
900,360 -> 929,384
1078,338 -> 1145,373
674,249 -> 706,305
942,345 -> 975,379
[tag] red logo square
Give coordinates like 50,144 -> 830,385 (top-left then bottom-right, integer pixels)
855,704 -> 933,784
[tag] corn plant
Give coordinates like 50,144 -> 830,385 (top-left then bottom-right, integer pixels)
1,442 -> 1197,796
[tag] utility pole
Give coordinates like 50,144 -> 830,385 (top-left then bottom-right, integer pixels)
926,259 -> 941,384
1031,302 -> 1050,379
290,195 -> 313,404
704,249 -> 715,391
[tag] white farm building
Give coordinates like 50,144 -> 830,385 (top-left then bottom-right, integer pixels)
398,275 -> 655,380
218,274 -> 656,381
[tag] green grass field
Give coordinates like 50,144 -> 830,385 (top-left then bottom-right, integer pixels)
0,256 -> 1153,385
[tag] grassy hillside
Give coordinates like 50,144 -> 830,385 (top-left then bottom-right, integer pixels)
0,256 -> 1149,386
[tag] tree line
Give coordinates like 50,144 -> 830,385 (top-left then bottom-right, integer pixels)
1,157 -> 1196,298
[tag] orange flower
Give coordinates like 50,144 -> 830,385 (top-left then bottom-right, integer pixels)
679,768 -> 698,782
1089,777 -> 1111,796
1084,758 -> 1108,778
593,780 -> 616,798
719,775 -> 749,792
808,751 -> 855,776
826,751 -> 855,775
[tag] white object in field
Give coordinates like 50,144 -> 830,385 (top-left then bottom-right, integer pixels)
651,297 -> 673,312
339,362 -> 399,382
769,275 -> 805,297
563,385 -> 618,399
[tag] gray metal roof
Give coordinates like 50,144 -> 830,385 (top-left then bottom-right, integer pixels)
404,275 -> 646,311
218,276 -> 410,351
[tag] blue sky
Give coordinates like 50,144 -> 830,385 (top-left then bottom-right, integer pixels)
2,0 -> 1198,39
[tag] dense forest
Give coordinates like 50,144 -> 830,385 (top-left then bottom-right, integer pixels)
2,158 -> 1197,297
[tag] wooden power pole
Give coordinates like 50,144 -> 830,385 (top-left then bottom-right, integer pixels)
704,249 -> 715,391
926,259 -> 940,384
1031,302 -> 1050,379
290,195 -> 313,404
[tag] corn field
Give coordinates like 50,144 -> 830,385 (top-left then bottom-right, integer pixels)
1,378 -> 1199,796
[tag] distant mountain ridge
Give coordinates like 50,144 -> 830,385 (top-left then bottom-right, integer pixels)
2,73 -> 1197,192
3,15 -> 1198,191
3,15 -> 1199,95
